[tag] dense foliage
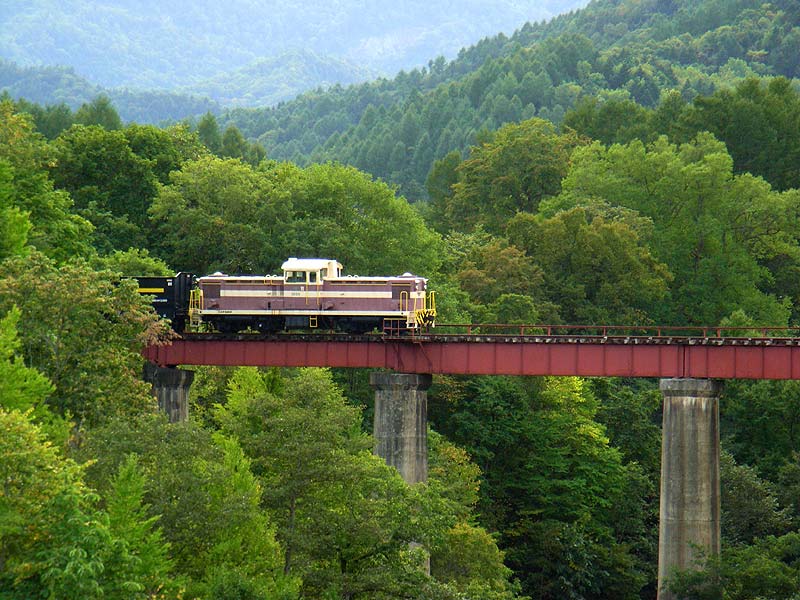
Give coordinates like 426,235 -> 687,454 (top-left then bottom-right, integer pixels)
213,0 -> 799,200
3,0 -> 800,597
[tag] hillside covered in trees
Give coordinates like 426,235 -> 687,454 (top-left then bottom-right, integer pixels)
0,59 -> 223,124
220,0 -> 800,199
0,0 -> 587,115
3,0 -> 800,598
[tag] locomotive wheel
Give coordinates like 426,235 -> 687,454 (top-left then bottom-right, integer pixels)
213,319 -> 240,334
256,317 -> 284,333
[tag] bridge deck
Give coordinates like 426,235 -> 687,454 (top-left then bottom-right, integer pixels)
144,332 -> 800,379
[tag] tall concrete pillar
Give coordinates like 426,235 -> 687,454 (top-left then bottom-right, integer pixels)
370,371 -> 432,573
657,378 -> 722,600
143,362 -> 194,423
369,372 -> 432,485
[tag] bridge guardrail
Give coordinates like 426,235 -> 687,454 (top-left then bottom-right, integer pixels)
427,323 -> 800,340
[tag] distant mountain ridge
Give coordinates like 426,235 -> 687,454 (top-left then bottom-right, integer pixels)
185,50 -> 379,108
0,0 -> 588,90
215,0 -> 799,199
0,59 -> 220,124
0,47 -> 379,122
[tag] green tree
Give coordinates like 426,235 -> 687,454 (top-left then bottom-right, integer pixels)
720,451 -> 790,546
0,253 -> 168,425
425,149 -> 462,233
485,293 -> 541,327
219,124 -> 266,167
427,432 -> 521,599
214,368 -> 417,592
777,455 -> 800,529
430,376 -> 646,598
100,455 -> 178,599
0,306 -> 51,409
36,103 -> 75,140
0,410 -> 111,599
221,124 -> 249,160
559,134 -> 797,325
445,118 -> 582,233
0,160 -> 31,260
651,89 -> 691,142
214,367 -> 515,598
591,379 -> 661,586
79,414 -> 296,598
0,101 -> 93,261
666,534 -> 800,600
150,157 -> 442,277
592,380 -> 661,477
14,99 -> 75,139
680,77 -> 800,191
430,522 -> 521,600
149,156 -> 291,273
92,247 -> 173,276
123,123 -> 207,184
507,206 -> 672,324
196,112 -> 222,153
282,161 -> 442,276
563,95 -> 655,145
450,236 -> 545,307
75,95 -> 123,130
51,124 -> 159,252
721,380 -> 800,480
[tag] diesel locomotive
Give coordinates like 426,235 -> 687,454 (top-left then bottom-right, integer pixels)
136,257 -> 436,334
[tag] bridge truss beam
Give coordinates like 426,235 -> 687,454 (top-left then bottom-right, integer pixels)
144,336 -> 800,379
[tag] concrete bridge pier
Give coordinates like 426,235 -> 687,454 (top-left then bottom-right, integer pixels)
370,371 -> 432,572
657,378 -> 722,600
143,362 -> 193,423
369,372 -> 432,485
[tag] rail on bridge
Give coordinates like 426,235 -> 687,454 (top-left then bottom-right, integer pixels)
143,324 -> 800,380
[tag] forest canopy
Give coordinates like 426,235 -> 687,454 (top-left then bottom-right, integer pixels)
3,0 -> 800,597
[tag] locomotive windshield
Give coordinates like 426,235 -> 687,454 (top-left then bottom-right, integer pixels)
286,271 -> 305,283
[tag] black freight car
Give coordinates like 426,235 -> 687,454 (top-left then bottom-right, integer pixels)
134,272 -> 195,332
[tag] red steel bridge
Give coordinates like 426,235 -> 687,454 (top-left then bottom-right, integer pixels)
143,324 -> 800,380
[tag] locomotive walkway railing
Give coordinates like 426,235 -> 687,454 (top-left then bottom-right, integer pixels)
143,323 -> 800,380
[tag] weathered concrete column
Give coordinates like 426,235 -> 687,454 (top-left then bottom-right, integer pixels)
371,372 -> 432,573
657,378 -> 722,600
370,372 -> 432,485
143,362 -> 194,423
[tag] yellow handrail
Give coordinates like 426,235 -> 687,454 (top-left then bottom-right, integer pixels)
189,288 -> 203,328
413,290 -> 436,327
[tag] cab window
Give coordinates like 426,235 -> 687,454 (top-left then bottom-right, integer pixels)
287,271 -> 306,283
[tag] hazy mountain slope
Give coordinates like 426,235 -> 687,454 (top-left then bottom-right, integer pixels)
185,50 -> 378,107
0,0 -> 589,90
218,0 -> 798,199
0,50 -> 369,122
0,60 -> 100,107
0,59 -> 220,123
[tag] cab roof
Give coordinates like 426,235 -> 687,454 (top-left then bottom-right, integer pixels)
281,258 -> 342,272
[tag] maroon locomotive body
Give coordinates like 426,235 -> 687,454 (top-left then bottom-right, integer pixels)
192,258 -> 436,333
